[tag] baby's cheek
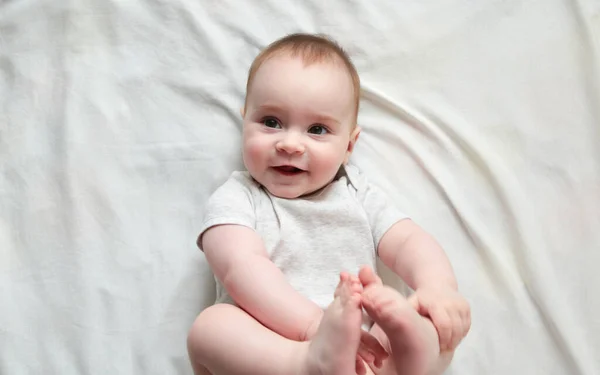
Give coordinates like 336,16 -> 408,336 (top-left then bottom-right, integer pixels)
243,139 -> 266,168
309,151 -> 340,182
320,148 -> 345,171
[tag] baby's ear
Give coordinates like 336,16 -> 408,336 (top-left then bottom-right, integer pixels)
349,126 -> 361,149
344,126 -> 361,164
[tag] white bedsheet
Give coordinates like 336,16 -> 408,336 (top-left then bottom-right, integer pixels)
1,0 -> 599,374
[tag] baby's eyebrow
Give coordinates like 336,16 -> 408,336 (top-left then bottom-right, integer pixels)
257,104 -> 284,113
313,114 -> 340,126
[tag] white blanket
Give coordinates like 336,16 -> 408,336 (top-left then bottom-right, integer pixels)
1,0 -> 599,374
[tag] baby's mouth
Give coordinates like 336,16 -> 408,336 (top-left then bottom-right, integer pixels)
273,165 -> 305,176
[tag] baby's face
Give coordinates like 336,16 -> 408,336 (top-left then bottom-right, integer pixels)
242,54 -> 359,198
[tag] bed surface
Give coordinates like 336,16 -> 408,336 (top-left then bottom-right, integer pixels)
1,0 -> 599,374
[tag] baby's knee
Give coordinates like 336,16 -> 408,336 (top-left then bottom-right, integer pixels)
187,304 -> 237,360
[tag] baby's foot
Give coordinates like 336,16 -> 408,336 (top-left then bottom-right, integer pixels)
306,274 -> 363,375
359,266 -> 383,289
335,271 -> 363,298
336,271 -> 388,371
362,284 -> 440,375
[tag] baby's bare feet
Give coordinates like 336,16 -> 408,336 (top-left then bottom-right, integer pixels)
306,274 -> 363,375
336,271 -> 389,372
335,272 -> 363,298
362,283 -> 440,375
359,266 -> 383,289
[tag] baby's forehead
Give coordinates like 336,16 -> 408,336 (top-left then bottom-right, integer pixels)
251,53 -> 354,92
249,62 -> 353,104
244,45 -> 360,120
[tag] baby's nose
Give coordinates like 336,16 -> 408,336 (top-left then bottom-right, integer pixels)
276,133 -> 306,154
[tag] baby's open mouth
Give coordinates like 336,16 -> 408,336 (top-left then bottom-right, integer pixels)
273,165 -> 305,176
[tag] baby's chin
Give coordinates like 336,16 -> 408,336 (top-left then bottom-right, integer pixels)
258,180 -> 327,199
247,168 -> 335,199
263,185 -> 311,199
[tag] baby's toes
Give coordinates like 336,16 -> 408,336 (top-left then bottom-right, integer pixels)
349,275 -> 363,294
359,266 -> 382,288
334,272 -> 351,298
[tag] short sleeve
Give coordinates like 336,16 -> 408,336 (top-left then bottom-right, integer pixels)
198,171 -> 258,250
345,165 -> 409,252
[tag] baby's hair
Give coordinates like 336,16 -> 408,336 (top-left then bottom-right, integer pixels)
244,33 -> 360,122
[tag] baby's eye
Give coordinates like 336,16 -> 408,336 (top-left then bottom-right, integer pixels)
263,118 -> 281,129
308,125 -> 328,135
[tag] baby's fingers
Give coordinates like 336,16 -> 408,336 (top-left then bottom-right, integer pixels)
359,330 -> 388,363
456,309 -> 471,346
461,307 -> 472,336
357,345 -> 374,364
356,355 -> 368,375
430,307 -> 453,351
448,303 -> 471,350
449,313 -> 465,350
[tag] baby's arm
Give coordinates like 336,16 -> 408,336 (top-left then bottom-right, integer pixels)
201,224 -> 323,342
377,219 -> 470,351
378,219 -> 457,291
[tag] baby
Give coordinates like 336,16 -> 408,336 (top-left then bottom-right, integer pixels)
187,33 -> 471,375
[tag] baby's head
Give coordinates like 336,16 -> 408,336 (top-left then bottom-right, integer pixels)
241,33 -> 361,199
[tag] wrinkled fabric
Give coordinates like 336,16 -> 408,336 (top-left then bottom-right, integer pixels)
1,0 -> 599,374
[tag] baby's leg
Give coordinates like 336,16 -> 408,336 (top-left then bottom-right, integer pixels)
188,303 -> 308,375
187,276 -> 363,375
359,267 -> 453,375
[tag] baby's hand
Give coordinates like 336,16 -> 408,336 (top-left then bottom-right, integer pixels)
408,287 -> 471,352
357,330 -> 388,370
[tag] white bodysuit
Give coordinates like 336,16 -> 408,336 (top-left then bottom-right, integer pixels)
199,165 -> 407,310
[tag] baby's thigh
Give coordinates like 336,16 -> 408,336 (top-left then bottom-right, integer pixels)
187,304 -> 252,357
